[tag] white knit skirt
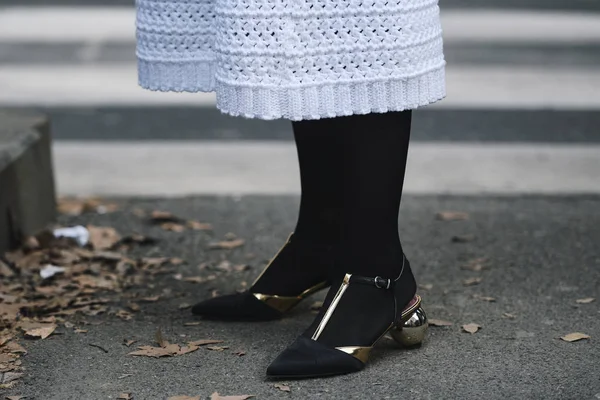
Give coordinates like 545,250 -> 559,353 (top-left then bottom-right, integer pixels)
136,0 -> 446,121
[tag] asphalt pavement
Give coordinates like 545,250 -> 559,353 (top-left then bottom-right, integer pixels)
4,195 -> 600,400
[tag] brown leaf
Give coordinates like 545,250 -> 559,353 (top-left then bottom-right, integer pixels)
176,344 -> 200,356
0,259 -> 15,277
208,239 -> 245,250
115,310 -> 133,320
123,339 -> 137,347
128,303 -> 141,312
161,223 -> 186,233
168,396 -> 201,400
560,332 -> 590,342
24,324 -> 57,339
128,345 -> 176,358
428,319 -> 453,327
463,277 -> 482,286
155,328 -> 167,347
74,328 -> 88,334
188,339 -> 223,347
206,346 -> 229,351
502,312 -> 517,319
232,350 -> 246,357
87,226 -> 121,250
139,295 -> 160,302
6,395 -> 26,400
183,322 -> 201,327
210,393 -> 254,400
436,211 -> 469,221
4,341 -> 27,354
576,297 -> 595,304
169,258 -> 184,265
462,323 -> 481,334
273,383 -> 291,392
233,264 -> 251,272
117,393 -> 133,399
451,234 -> 476,243
187,221 -> 213,231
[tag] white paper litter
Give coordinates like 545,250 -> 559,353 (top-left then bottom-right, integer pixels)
40,264 -> 66,279
53,225 -> 90,246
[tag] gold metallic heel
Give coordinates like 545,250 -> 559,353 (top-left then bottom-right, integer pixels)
390,306 -> 428,347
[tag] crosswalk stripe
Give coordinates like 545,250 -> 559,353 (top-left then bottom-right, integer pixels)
53,141 -> 600,196
1,7 -> 600,44
1,64 -> 598,109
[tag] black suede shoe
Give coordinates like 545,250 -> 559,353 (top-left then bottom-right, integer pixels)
191,234 -> 331,321
266,256 -> 428,378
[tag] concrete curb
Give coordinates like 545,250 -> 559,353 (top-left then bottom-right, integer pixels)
0,109 -> 56,253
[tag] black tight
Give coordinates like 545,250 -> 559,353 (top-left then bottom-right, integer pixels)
292,111 -> 412,279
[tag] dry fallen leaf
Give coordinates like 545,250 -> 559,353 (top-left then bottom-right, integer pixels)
206,346 -> 229,351
6,396 -> 26,400
187,221 -> 213,231
183,276 -> 209,284
74,328 -> 88,334
462,323 -> 481,334
117,393 -> 133,400
560,332 -> 590,342
208,239 -> 245,250
576,297 -> 595,304
428,319 -> 453,327
118,374 -> 133,379
161,223 -> 186,233
502,312 -> 517,319
140,295 -> 160,302
232,350 -> 246,357
128,303 -> 141,312
168,396 -> 201,400
24,324 -> 57,340
273,383 -> 291,392
210,393 -> 254,400
188,339 -> 224,347
436,211 -> 469,221
87,226 -> 121,250
123,339 -> 137,347
155,328 -> 167,348
463,277 -> 482,286
128,345 -> 177,358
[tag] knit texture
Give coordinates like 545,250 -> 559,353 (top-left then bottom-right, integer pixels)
136,0 -> 446,121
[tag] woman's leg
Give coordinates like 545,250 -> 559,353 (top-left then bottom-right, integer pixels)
267,111 -> 418,377
249,119 -> 344,295
337,110 -> 412,279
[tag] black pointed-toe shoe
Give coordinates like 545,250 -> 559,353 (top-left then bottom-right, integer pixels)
191,234 -> 331,321
267,257 -> 428,378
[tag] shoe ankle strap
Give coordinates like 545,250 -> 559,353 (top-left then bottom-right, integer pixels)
348,274 -> 394,290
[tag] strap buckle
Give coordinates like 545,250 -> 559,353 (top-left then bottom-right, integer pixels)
374,276 -> 391,289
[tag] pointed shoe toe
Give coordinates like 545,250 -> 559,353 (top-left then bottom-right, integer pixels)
267,336 -> 364,378
191,292 -> 283,321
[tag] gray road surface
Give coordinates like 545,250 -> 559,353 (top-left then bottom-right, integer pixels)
5,195 -> 600,400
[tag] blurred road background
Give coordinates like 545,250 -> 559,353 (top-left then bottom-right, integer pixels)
1,0 -> 599,196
